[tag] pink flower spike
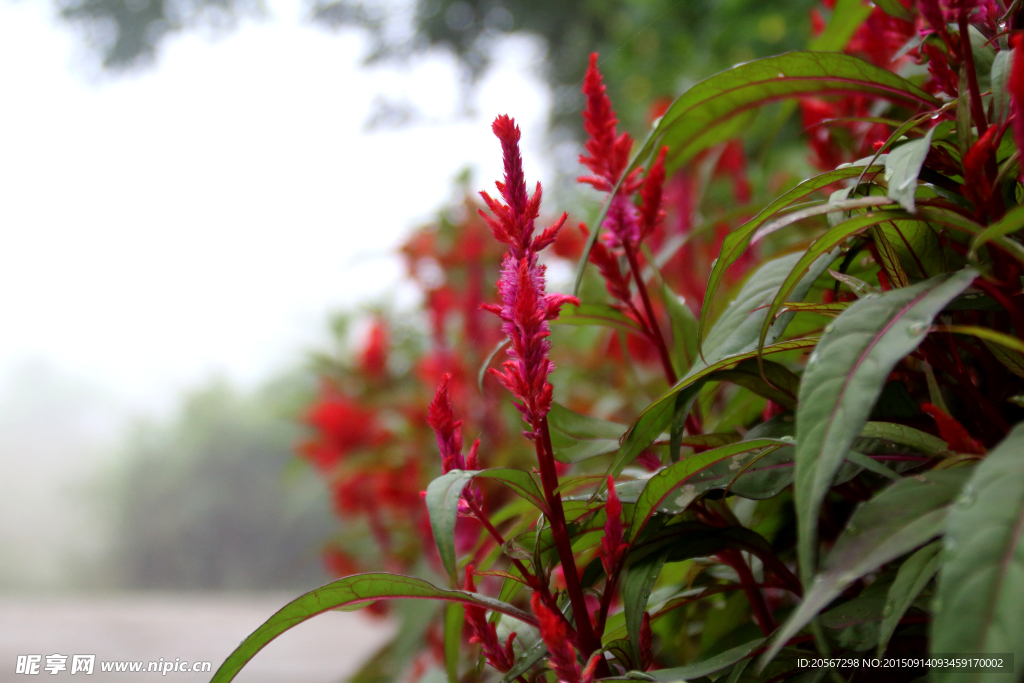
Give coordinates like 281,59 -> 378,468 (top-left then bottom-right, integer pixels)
428,374 -> 463,473
600,476 -> 626,577
580,53 -> 634,191
531,593 -> 582,683
464,566 -> 516,672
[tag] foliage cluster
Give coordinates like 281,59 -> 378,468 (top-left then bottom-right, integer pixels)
218,1 -> 1024,682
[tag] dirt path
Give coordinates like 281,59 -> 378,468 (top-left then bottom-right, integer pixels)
0,594 -> 393,683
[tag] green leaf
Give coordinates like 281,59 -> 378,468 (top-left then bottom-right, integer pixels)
548,402 -> 626,439
479,339 -> 510,393
931,424 -> 1024,677
872,0 -> 915,20
918,205 -> 1024,264
991,50 -> 1013,126
554,302 -> 644,334
870,226 -> 911,288
877,541 -> 942,656
970,205 -> 1024,263
500,641 -> 546,683
808,0 -> 873,51
643,638 -> 766,681
793,268 -> 977,583
612,338 -> 819,476
762,468 -> 974,667
885,126 -> 937,213
476,469 -> 548,513
664,282 -> 700,375
700,165 -> 883,351
426,471 -> 476,584
640,52 -> 937,171
622,554 -> 668,663
444,603 -> 463,683
711,359 -> 800,411
211,574 -> 538,683
548,402 -> 627,463
758,210 -> 925,354
983,339 -> 1024,378
628,439 -> 786,543
860,421 -> 950,455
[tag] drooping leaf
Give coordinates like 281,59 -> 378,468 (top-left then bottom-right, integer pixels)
211,574 -> 537,683
931,424 -> 1024,677
877,541 -> 942,656
762,468 -> 974,667
426,471 -> 476,584
637,52 -> 937,171
918,205 -> 1024,264
885,126 -> 937,213
793,268 -> 977,582
700,167 -> 882,351
710,359 -> 800,411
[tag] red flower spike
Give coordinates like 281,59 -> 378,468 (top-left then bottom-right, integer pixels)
638,146 -> 668,241
600,476 -> 627,578
428,374 -> 464,473
639,611 -> 654,671
581,654 -> 601,683
360,319 -> 388,378
465,438 -> 481,470
921,403 -> 986,455
582,224 -> 633,305
464,566 -> 516,672
923,43 -> 959,99
962,125 -> 998,219
579,53 -> 634,192
531,593 -> 582,683
481,115 -> 579,428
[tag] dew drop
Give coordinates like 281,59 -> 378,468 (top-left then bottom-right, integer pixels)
808,350 -> 820,365
846,523 -> 858,535
908,321 -> 929,336
931,113 -> 942,120
824,323 -> 835,334
882,602 -> 894,617
778,72 -> 786,78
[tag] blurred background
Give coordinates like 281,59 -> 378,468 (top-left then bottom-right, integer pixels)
0,0 -> 819,680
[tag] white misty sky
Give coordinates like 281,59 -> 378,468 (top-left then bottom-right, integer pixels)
0,0 -> 551,415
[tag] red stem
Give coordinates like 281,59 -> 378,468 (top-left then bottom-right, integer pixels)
535,417 -> 603,658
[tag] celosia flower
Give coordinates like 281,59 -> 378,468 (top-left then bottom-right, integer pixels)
479,115 -> 578,429
531,593 -> 582,683
921,403 -> 986,454
360,318 -> 389,378
464,566 -> 516,672
599,476 -> 627,578
428,374 -> 483,510
298,387 -> 388,471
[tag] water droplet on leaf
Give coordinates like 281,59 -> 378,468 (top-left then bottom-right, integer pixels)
908,322 -> 929,336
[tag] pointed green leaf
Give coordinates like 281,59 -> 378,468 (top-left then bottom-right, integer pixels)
500,641 -> 546,683
622,554 -> 668,663
794,268 -> 977,582
762,468 -> 973,667
877,541 -> 942,656
646,638 -> 766,681
713,359 -> 801,411
873,0 -> 915,20
991,50 -> 1013,126
548,402 -> 627,463
699,164 -> 883,349
426,471 -> 477,583
931,424 -> 1024,678
808,0 -> 873,52
664,282 -> 700,375
211,573 -> 538,683
860,421 -> 950,455
885,126 -> 936,213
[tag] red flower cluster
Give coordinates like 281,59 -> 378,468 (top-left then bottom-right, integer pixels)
298,386 -> 388,472
480,115 -> 579,429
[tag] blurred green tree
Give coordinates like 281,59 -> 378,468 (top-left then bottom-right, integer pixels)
108,377 -> 336,590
